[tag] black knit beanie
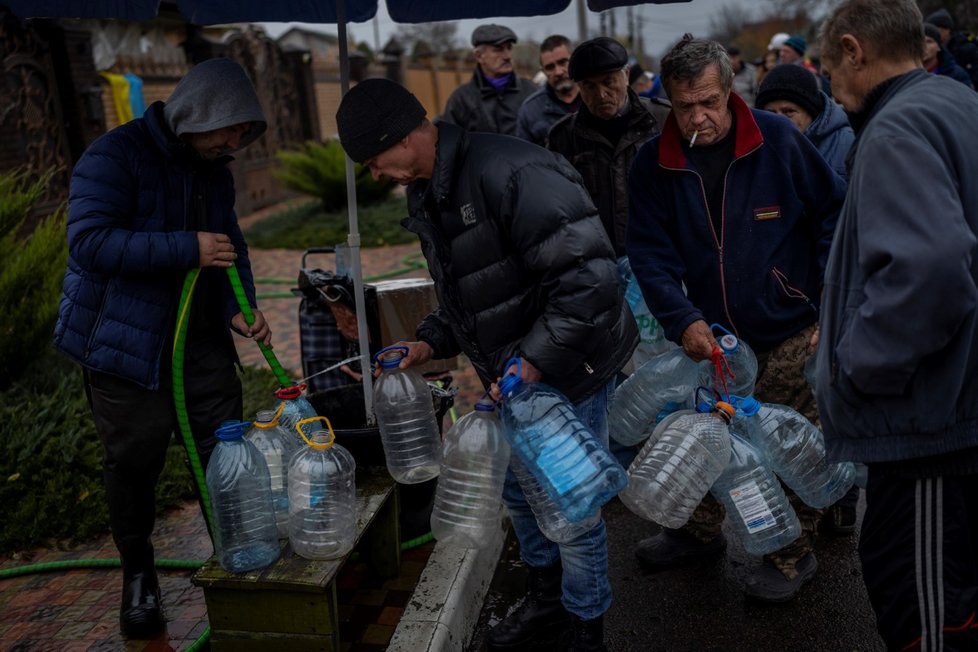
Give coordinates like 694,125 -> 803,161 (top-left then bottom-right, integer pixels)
756,63 -> 822,120
335,78 -> 426,163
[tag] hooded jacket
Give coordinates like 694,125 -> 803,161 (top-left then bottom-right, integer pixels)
547,89 -> 668,257
53,59 -> 266,389
816,70 -> 978,470
930,47 -> 974,89
804,91 -> 855,179
440,68 -> 537,135
626,92 -> 846,353
404,123 -> 638,402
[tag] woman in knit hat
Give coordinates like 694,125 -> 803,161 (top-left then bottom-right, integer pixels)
756,63 -> 855,179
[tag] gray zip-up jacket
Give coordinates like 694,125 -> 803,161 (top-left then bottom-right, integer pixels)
816,69 -> 978,469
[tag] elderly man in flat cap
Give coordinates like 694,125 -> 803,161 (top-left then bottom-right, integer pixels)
440,23 -> 537,135
337,78 -> 636,652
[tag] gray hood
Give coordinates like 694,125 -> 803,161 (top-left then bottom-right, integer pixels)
164,58 -> 267,151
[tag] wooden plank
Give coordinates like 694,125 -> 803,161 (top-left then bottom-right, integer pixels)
202,585 -> 338,635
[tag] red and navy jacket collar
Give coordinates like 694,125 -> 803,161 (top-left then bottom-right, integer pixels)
659,91 -> 763,169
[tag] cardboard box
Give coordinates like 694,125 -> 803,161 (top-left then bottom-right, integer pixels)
369,278 -> 458,375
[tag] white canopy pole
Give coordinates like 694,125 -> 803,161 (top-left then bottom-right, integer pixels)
337,0 -> 376,425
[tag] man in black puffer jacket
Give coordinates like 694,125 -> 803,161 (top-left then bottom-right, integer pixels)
337,79 -> 637,652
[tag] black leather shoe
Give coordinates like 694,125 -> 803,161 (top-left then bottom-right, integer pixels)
487,564 -> 569,650
635,528 -> 726,571
569,614 -> 608,652
120,569 -> 165,638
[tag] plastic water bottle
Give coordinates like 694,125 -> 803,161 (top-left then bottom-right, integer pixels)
372,345 -> 441,484
246,410 -> 299,538
430,399 -> 510,548
710,431 -> 801,556
498,358 -> 627,523
609,348 -> 706,446
206,421 -> 280,572
740,400 -> 855,508
619,257 -> 677,366
288,416 -> 357,560
274,384 -> 318,442
698,324 -> 758,399
620,403 -> 734,528
510,453 -> 602,544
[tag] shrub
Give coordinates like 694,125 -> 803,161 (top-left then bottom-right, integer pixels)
0,168 -> 67,390
273,139 -> 395,213
0,350 -> 283,556
244,195 -> 415,250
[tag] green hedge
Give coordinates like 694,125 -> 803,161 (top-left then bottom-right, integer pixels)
0,351 -> 282,556
274,139 -> 395,213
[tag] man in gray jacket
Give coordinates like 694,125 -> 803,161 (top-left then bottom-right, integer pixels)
817,1 -> 978,649
441,24 -> 537,135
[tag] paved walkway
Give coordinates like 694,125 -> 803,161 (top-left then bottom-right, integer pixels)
0,204 -> 473,651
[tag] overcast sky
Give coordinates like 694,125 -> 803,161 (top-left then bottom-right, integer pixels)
259,0 -> 738,57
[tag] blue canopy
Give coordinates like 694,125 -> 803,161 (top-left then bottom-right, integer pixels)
10,0 -> 689,24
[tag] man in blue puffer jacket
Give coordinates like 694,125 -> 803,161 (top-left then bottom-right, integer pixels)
626,36 -> 847,603
53,58 -> 271,639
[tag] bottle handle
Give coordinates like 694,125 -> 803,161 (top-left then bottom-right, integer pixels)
295,416 -> 337,449
709,323 -> 734,338
252,402 -> 285,430
502,356 -> 522,378
373,345 -> 409,364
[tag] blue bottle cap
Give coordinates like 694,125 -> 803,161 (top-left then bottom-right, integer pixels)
215,420 -> 251,440
718,333 -> 740,354
474,398 -> 496,412
374,345 -> 408,370
728,394 -> 761,416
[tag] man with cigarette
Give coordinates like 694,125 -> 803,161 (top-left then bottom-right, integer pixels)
625,35 -> 847,602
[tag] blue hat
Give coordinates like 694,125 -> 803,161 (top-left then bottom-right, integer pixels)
783,35 -> 807,56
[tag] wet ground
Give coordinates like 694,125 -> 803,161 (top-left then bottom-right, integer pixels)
468,496 -> 885,652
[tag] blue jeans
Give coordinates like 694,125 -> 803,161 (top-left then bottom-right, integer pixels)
502,379 -> 615,620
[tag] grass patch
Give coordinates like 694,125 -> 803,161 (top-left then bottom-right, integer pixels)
244,196 -> 416,250
0,349 -> 282,556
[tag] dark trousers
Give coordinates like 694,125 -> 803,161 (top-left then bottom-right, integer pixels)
84,342 -> 241,569
860,470 -> 978,651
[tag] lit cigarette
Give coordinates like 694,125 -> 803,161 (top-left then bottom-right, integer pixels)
689,130 -> 699,147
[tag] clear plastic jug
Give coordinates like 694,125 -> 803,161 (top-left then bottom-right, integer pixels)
288,416 -> 357,560
430,399 -> 510,548
246,409 -> 299,538
498,358 -> 627,523
620,403 -> 734,528
697,324 -> 758,399
206,421 -> 280,572
273,384 -> 318,443
372,345 -> 442,484
710,431 -> 801,556
609,348 -> 705,446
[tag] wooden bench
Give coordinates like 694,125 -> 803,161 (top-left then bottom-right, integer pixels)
192,467 -> 400,651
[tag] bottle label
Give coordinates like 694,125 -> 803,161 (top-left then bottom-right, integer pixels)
728,480 -> 777,533
537,434 -> 598,496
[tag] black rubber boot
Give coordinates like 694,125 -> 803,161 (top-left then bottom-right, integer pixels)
119,563 -> 165,638
635,528 -> 726,571
487,564 -> 569,650
568,614 -> 608,652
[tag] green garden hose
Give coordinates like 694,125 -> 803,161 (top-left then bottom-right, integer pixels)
225,264 -> 291,386
0,261 -> 441,650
